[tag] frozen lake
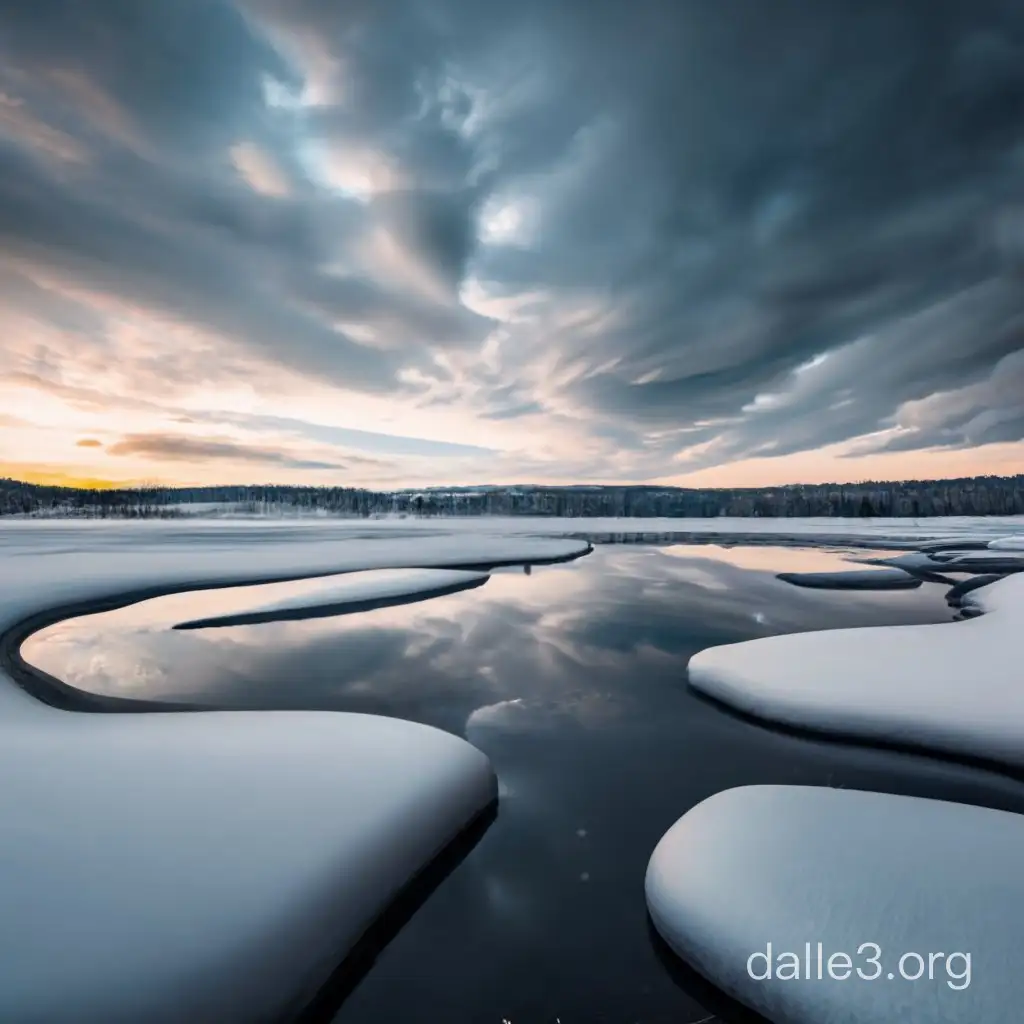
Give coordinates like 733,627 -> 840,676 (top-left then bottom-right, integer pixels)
22,543 -> 1024,1023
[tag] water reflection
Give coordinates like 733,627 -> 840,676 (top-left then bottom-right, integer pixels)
24,545 -> 951,723
22,544 -> 1024,1024
659,542 -> 867,573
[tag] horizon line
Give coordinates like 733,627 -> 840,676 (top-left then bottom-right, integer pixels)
3,473 -> 1024,495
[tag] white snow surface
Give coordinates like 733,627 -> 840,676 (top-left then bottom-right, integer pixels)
990,536 -> 1024,550
0,521 -> 528,1021
646,785 -> 1024,1022
688,569 -> 1024,770
172,567 -> 489,629
7,513 -> 1023,544
1,712 -> 492,1024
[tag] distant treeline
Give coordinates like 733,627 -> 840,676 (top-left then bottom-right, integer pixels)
2,475 -> 1024,518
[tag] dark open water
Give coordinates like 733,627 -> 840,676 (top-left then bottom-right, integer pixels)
22,544 -> 1024,1024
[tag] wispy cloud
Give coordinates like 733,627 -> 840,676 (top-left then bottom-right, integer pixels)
206,413 -> 500,458
106,433 -> 378,471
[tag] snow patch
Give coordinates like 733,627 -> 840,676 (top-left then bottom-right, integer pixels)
646,785 -> 1024,1022
688,570 -> 1024,771
990,536 -> 1024,550
172,568 -> 489,629
0,712 -> 494,1023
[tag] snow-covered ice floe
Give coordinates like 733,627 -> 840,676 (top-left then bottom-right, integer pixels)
1,711 -> 493,1024
646,785 -> 1024,1023
0,522 -> 597,1021
688,569 -> 1024,773
776,568 -> 921,590
990,536 -> 1024,550
173,567 -> 489,629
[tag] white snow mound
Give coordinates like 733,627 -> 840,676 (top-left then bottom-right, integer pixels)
0,712 -> 493,1023
646,785 -> 1024,1023
173,568 -> 489,629
989,536 -> 1024,550
688,570 -> 1024,770
0,521 -> 513,1021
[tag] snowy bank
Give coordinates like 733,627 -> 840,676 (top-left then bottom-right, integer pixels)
0,523 -> 596,1020
688,569 -> 1024,772
172,568 -> 489,629
4,513 -> 1023,551
990,536 -> 1024,550
646,785 -> 1024,1023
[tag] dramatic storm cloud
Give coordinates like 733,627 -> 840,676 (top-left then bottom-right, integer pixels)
1,0 -> 1023,487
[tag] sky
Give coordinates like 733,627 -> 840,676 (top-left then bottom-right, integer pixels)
2,0 -> 1024,490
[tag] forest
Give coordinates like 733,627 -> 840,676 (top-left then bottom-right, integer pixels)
2,475 -> 1023,518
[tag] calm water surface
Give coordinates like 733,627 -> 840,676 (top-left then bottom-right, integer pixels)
23,544 -> 1024,1023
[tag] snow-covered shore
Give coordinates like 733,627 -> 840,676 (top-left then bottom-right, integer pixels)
0,523 -> 593,1022
3,512 -> 1023,547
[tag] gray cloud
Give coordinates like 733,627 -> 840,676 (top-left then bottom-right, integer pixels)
468,0 -> 1024,457
482,401 -> 545,421
847,346 -> 1024,455
0,0 -> 493,396
663,278 -> 1024,471
0,136 -> 398,391
201,412 -> 499,458
2,0 -> 1024,477
106,432 -> 370,470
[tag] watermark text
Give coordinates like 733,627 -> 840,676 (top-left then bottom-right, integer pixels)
747,942 -> 971,990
